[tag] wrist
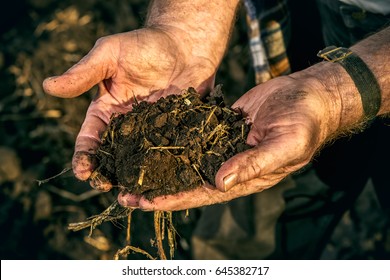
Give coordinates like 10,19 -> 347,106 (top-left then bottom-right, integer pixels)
318,46 -> 383,122
291,27 -> 390,142
145,0 -> 240,70
145,25 -> 218,73
289,63 -> 354,142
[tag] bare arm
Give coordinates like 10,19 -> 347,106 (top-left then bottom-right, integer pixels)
347,26 -> 390,117
146,0 -> 240,74
43,0 -> 241,183
128,26 -> 390,211
291,26 -> 390,138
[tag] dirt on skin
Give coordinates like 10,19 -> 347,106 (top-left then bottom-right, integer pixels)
93,85 -> 251,199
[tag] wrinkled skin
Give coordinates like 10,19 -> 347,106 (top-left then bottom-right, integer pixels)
43,20 -> 390,211
119,75 -> 339,211
44,27 -> 338,211
43,28 -> 217,186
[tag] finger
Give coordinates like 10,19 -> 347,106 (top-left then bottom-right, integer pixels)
89,172 -> 112,192
137,184 -> 220,211
72,97 -> 107,180
43,39 -> 115,98
72,151 -> 98,181
215,129 -> 312,192
72,83 -> 133,181
136,174 -> 284,211
118,192 -> 141,208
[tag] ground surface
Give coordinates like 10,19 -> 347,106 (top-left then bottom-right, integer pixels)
1,0 -> 389,260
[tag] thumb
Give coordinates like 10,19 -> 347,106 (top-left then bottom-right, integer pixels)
72,84 -> 133,181
215,131 -> 312,192
43,40 -> 115,98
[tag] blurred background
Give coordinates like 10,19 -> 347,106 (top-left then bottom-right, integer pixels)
1,0 -> 389,260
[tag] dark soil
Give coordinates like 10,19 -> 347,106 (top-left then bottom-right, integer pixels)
95,86 -> 250,199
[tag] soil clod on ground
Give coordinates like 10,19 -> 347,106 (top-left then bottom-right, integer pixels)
94,85 -> 251,199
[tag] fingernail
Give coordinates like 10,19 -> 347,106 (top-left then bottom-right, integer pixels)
118,193 -> 140,208
89,174 -> 112,192
223,173 -> 237,192
72,152 -> 97,181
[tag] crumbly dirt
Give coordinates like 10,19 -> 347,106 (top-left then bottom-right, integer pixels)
94,86 -> 250,199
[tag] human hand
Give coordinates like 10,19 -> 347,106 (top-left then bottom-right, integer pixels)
119,26 -> 390,211
119,73 -> 341,211
43,28 -> 217,189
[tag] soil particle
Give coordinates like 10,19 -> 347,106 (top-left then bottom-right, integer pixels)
94,85 -> 251,199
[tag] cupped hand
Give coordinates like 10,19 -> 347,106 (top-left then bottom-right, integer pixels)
119,74 -> 340,211
43,28 -> 217,189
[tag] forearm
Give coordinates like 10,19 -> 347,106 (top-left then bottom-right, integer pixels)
292,26 -> 390,138
145,0 -> 241,69
350,26 -> 390,117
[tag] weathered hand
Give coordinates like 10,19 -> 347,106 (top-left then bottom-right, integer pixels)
43,28 -> 217,189
119,26 -> 390,211
120,74 -> 341,211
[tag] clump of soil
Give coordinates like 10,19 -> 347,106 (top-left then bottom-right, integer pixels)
94,85 -> 251,199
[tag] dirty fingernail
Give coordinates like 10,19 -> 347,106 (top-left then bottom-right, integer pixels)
223,173 -> 237,192
118,192 -> 140,208
89,173 -> 112,192
72,152 -> 97,181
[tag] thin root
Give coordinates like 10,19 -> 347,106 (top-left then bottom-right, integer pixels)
154,211 -> 167,260
36,167 -> 72,186
192,164 -> 205,185
114,245 -> 156,260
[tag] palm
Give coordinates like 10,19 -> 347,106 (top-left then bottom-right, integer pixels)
129,76 -> 332,211
43,28 -> 216,181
